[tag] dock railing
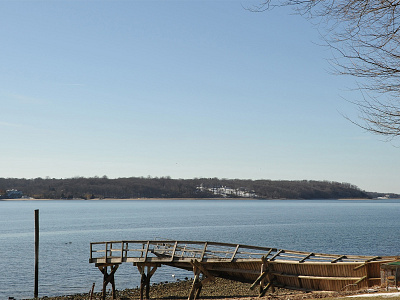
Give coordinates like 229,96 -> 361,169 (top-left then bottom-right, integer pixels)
89,240 -> 389,265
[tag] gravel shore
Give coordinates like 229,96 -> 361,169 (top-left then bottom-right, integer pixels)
26,277 -> 356,300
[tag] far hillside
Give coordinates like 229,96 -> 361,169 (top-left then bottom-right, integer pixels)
1,177 -> 395,200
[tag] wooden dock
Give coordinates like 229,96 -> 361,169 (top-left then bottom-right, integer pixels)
89,240 -> 398,300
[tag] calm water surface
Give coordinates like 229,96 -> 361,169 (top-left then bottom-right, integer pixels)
1,199 -> 400,298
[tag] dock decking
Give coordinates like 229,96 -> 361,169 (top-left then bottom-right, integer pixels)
89,240 -> 397,300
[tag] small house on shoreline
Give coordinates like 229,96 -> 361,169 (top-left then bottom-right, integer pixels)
0,189 -> 23,199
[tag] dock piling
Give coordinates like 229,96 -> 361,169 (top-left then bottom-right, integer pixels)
34,209 -> 39,298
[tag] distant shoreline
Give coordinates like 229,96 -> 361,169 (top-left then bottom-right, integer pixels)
0,197 -> 376,201
1,197 -> 268,201
0,178 -> 381,201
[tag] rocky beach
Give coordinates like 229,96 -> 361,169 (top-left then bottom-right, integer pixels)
23,277 -> 395,300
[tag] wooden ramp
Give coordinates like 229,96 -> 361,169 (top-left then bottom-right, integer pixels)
89,240 -> 397,300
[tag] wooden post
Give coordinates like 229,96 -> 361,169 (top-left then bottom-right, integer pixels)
188,260 -> 214,300
89,283 -> 95,300
98,264 -> 119,300
251,256 -> 275,297
260,262 -> 265,294
188,273 -> 201,300
137,264 -> 158,300
34,209 -> 39,298
139,266 -> 146,300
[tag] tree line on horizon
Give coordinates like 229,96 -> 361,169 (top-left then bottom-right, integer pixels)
0,176 -> 389,200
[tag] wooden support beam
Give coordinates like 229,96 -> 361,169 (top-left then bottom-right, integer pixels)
260,256 -> 267,294
180,245 -> 187,257
190,260 -> 215,281
259,282 -> 273,297
200,242 -> 208,261
353,261 -> 370,287
104,242 -> 108,263
353,257 -> 381,270
230,244 -> 240,262
120,241 -> 126,263
353,263 -> 366,270
365,256 -> 381,262
331,255 -> 347,263
270,249 -> 284,261
194,281 -> 203,300
137,263 -> 159,300
250,270 -> 269,290
170,241 -> 178,262
143,241 -> 150,262
98,264 -> 119,300
354,276 -> 367,285
299,252 -> 314,263
263,255 -> 275,293
264,248 -> 274,259
188,273 -> 201,300
188,259 -> 215,300
261,255 -> 268,266
251,256 -> 275,297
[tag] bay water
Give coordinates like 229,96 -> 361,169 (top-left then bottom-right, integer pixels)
1,199 -> 400,299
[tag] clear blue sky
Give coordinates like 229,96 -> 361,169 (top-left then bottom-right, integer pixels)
1,0 -> 399,193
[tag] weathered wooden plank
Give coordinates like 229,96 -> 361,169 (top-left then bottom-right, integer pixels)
272,271 -> 363,281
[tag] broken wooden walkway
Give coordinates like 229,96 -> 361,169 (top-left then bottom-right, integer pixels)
89,240 -> 397,300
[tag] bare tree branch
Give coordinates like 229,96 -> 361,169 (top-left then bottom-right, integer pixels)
255,1 -> 400,137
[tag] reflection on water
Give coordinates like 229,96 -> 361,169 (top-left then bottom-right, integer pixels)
1,199 -> 400,298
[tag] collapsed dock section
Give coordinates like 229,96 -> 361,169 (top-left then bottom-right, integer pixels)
89,240 -> 398,299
